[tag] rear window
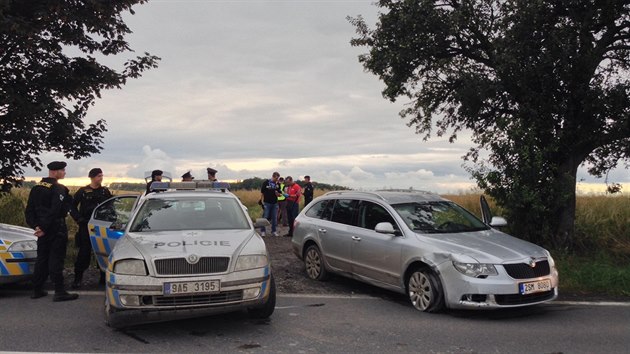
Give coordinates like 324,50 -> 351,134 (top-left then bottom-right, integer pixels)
129,197 -> 250,232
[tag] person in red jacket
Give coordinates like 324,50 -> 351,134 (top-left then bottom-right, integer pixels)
284,176 -> 302,237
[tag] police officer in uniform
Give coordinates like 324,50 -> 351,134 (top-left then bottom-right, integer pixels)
207,167 -> 218,181
303,175 -> 314,207
146,169 -> 163,194
181,171 -> 194,181
24,161 -> 79,301
71,168 -> 112,288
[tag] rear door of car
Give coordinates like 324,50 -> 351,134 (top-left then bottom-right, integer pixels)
316,199 -> 358,274
351,201 -> 403,287
88,195 -> 139,271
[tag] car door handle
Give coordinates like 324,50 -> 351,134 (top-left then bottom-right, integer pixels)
352,236 -> 362,241
318,228 -> 327,233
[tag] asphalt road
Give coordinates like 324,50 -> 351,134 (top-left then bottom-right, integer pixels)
0,289 -> 629,353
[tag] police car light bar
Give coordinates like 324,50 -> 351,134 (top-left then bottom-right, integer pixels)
149,181 -> 230,192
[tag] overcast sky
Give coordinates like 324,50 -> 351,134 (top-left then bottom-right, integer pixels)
28,0 -> 628,193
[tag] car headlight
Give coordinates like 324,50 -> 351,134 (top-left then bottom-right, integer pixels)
113,259 -> 147,275
453,262 -> 498,278
7,240 -> 37,252
235,255 -> 268,271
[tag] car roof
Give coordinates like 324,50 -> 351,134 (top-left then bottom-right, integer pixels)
322,190 -> 448,204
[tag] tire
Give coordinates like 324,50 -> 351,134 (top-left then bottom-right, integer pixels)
104,297 -> 115,328
406,267 -> 445,313
304,244 -> 328,281
248,275 -> 276,319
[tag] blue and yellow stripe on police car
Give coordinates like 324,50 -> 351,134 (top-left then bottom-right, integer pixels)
0,252 -> 31,276
89,224 -> 124,271
0,239 -> 9,251
106,272 -> 122,307
259,266 -> 271,299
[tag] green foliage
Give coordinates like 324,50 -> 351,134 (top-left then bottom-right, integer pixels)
0,192 -> 26,226
0,0 -> 159,185
555,253 -> 630,296
350,1 -> 630,250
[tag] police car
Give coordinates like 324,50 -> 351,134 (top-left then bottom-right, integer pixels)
88,181 -> 274,328
0,223 -> 37,284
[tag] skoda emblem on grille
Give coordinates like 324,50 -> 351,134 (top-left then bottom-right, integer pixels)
187,254 -> 200,264
529,258 -> 537,268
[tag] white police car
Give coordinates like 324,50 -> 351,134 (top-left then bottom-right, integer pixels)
88,181 -> 274,328
0,223 -> 37,284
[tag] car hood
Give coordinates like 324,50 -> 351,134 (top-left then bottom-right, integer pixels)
0,223 -> 37,243
416,228 -> 548,264
115,229 -> 256,260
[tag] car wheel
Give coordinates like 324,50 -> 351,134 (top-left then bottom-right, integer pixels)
248,275 -> 276,319
406,267 -> 445,313
304,244 -> 328,281
104,298 -> 114,327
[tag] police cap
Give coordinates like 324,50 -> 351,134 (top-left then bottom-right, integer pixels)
206,168 -> 217,175
47,161 -> 67,171
88,168 -> 103,178
182,171 -> 194,179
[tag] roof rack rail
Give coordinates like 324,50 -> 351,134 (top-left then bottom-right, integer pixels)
323,190 -> 387,201
149,181 -> 230,192
375,189 -> 434,194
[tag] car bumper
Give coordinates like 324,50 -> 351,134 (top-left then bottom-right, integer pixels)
0,252 -> 36,284
105,265 -> 272,325
436,262 -> 559,309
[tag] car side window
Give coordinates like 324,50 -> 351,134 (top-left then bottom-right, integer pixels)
305,200 -> 331,219
330,199 -> 359,226
358,201 -> 398,231
93,197 -> 137,230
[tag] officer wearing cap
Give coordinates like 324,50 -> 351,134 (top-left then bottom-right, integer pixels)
71,168 -> 112,288
146,169 -> 163,194
207,168 -> 218,181
182,171 -> 194,181
24,161 -> 79,301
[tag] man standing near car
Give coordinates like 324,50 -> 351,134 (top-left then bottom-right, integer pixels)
71,168 -> 112,288
303,175 -> 314,207
259,172 -> 281,237
284,176 -> 302,237
207,167 -> 218,181
24,161 -> 79,301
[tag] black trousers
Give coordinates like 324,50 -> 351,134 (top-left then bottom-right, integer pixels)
33,226 -> 68,292
74,223 -> 91,275
287,201 -> 299,236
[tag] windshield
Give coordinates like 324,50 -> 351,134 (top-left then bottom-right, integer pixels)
392,201 -> 488,234
129,197 -> 250,232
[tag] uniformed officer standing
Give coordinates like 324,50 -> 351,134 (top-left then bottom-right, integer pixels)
146,169 -> 163,194
303,175 -> 314,207
71,168 -> 112,288
24,161 -> 79,301
207,167 -> 218,181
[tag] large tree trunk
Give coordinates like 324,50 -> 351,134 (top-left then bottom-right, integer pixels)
552,157 -> 580,250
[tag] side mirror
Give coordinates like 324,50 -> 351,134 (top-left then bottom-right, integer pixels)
490,216 -> 508,227
254,218 -> 271,228
375,222 -> 396,235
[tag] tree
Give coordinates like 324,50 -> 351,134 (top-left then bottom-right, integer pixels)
0,0 -> 159,187
350,0 -> 630,249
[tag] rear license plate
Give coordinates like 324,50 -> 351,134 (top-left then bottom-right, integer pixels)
164,280 -> 220,295
519,279 -> 552,295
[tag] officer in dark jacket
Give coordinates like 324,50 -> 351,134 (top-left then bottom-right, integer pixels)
146,169 -> 163,194
71,168 -> 112,288
24,161 -> 79,301
303,175 -> 314,207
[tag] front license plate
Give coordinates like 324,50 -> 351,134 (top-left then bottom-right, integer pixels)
164,280 -> 220,295
519,279 -> 552,295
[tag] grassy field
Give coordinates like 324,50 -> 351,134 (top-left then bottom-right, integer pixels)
2,188 -> 628,296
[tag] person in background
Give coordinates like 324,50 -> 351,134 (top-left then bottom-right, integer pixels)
277,177 -> 288,227
71,168 -> 112,288
303,175 -> 314,207
182,171 -> 194,181
207,167 -> 218,181
146,169 -> 163,194
24,161 -> 79,302
259,172 -> 281,237
284,176 -> 302,237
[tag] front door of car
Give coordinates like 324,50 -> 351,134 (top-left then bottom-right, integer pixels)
88,195 -> 139,271
351,201 -> 403,287
480,195 -> 493,224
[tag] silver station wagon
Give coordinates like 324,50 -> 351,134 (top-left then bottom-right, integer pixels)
292,190 -> 558,312
88,181 -> 274,328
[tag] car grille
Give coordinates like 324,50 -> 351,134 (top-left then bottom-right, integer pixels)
495,290 -> 555,305
152,290 -> 243,307
154,257 -> 230,275
502,260 -> 550,279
